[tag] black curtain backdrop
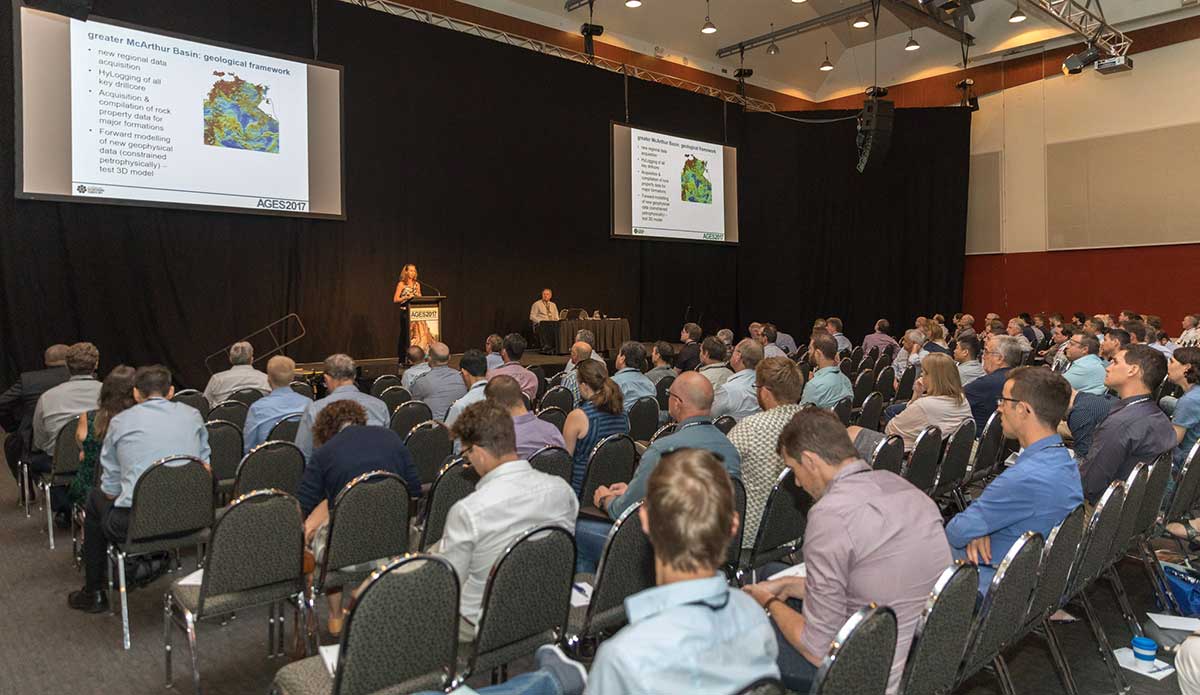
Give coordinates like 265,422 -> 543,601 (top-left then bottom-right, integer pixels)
0,0 -> 969,388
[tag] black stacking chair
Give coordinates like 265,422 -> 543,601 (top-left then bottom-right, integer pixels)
850,346 -> 864,365
405,421 -> 453,486
206,420 -> 244,503
875,366 -> 896,402
538,385 -> 574,414
379,385 -> 413,414
932,420 -> 976,510
1101,463 -> 1150,638
529,365 -> 548,404
724,477 -> 748,576
288,381 -> 314,400
265,414 -> 302,444
39,423 -> 81,549
655,375 -> 675,411
536,406 -> 567,433
418,458 -> 478,549
390,400 -> 432,440
894,366 -> 917,402
628,396 -> 660,442
713,415 -> 737,435
838,358 -> 853,378
870,435 -> 905,475
856,392 -> 884,432
898,563 -> 979,695
832,397 -> 852,427
229,388 -> 265,408
232,441 -> 305,498
369,374 -> 402,397
208,400 -> 248,430
528,446 -> 572,486
172,389 -> 211,419
851,369 -> 874,408
811,605 -> 898,695
648,422 -> 677,443
901,426 -> 942,495
966,411 -> 1005,491
578,434 -> 637,508
740,469 -> 814,583
1127,452 -> 1178,615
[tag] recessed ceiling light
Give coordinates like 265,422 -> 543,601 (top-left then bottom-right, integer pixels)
852,14 -> 870,29
625,0 -> 642,7
791,0 -> 807,3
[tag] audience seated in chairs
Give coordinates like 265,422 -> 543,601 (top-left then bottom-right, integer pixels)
438,400 -> 577,641
1061,333 -> 1107,395
241,355 -> 311,453
485,333 -> 505,372
1060,387 -> 1115,459
713,339 -> 763,423
67,365 -> 136,510
645,341 -> 676,384
560,341 -> 595,403
945,367 -> 1082,595
861,319 -> 899,356
611,341 -> 656,414
0,343 -> 69,487
559,329 -> 607,374
893,329 -> 925,381
294,354 -> 390,459
953,313 -> 977,341
562,361 -> 629,497
69,365 -> 211,614
859,354 -> 973,453
401,345 -> 431,390
410,341 -> 467,422
486,375 -> 564,460
435,449 -> 779,695
917,322 -> 952,359
1099,327 -> 1130,362
716,328 -> 735,348
32,342 -> 102,514
742,408 -> 950,694
697,337 -> 734,389
676,323 -> 703,372
202,341 -> 269,406
299,399 -> 421,636
825,317 -> 852,354
728,357 -> 805,551
485,333 -> 538,401
578,372 -> 741,573
1079,344 -> 1177,505
1168,349 -> 1200,548
963,335 -> 1021,436
445,349 -> 489,428
799,333 -> 852,410
953,334 -> 986,387
759,324 -> 787,360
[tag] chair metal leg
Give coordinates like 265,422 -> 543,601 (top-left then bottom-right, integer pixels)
1140,539 -> 1183,615
117,550 -> 132,650
21,463 -> 31,518
1040,619 -> 1080,695
164,594 -> 175,688
268,601 -> 277,659
993,655 -> 1017,695
1079,591 -> 1131,694
1105,566 -> 1145,639
43,482 -> 55,550
185,612 -> 201,695
106,546 -> 117,615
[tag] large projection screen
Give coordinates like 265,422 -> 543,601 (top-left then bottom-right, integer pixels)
611,122 -> 738,244
14,4 -> 345,219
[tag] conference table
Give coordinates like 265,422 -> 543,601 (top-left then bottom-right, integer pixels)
539,318 -> 631,355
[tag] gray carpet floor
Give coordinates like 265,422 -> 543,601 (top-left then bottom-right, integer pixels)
0,431 -> 1183,694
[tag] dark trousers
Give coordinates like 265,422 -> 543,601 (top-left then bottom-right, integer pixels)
773,607 -> 819,693
4,434 -> 22,481
397,308 -> 410,362
82,489 -> 130,592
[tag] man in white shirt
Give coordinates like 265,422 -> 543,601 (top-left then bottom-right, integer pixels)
202,341 -> 270,406
1180,314 -> 1200,347
713,339 -> 763,422
32,342 -> 103,515
439,400 -> 578,640
444,349 -> 488,429
761,324 -> 787,359
826,317 -> 852,353
560,329 -> 607,374
529,288 -> 560,326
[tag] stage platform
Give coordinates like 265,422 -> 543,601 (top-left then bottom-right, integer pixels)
296,352 -> 576,381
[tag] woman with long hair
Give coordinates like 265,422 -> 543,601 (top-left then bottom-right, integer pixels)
68,365 -> 136,507
883,353 -> 972,450
392,263 -> 423,361
562,360 -> 629,497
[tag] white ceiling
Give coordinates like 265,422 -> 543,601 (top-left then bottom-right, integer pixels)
457,0 -> 1199,102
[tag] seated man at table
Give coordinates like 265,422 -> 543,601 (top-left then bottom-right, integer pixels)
578,372 -> 741,573
529,288 -> 559,326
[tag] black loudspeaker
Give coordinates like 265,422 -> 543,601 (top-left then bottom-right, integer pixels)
856,98 -> 894,173
23,0 -> 92,20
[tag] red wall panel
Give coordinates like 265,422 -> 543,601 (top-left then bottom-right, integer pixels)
963,244 -> 1200,328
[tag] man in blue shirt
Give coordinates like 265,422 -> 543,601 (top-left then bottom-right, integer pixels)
410,342 -> 468,421
400,346 -> 430,390
946,367 -> 1083,594
963,335 -> 1022,436
800,333 -> 852,409
610,341 -> 656,414
713,339 -> 763,422
826,317 -> 852,353
243,355 -> 312,452
577,372 -> 741,573
294,354 -> 390,459
1062,333 -> 1107,395
70,365 -> 211,613
484,334 -> 504,372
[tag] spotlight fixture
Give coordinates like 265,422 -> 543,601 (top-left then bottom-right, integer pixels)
766,23 -> 780,55
819,41 -> 834,71
956,77 -> 979,111
580,22 -> 604,57
1062,43 -> 1102,75
852,14 -> 870,28
700,0 -> 717,34
1009,1 -> 1026,23
624,0 -> 641,6
904,32 -> 920,51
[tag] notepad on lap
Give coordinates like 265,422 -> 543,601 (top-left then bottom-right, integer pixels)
767,563 -> 806,581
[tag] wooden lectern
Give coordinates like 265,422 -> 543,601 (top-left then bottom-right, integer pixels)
406,295 -> 445,350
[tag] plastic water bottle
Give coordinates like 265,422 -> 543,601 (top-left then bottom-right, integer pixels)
1131,636 -> 1158,671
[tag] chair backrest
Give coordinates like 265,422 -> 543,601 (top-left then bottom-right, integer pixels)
539,386 -> 574,413
419,458 -> 479,549
1066,481 -> 1126,596
529,365 -> 548,403
1025,505 -> 1086,626
319,472 -> 410,588
628,396 -> 660,442
898,563 -> 979,695
1110,462 -> 1148,562
655,375 -> 675,410
812,605 -> 898,695
852,369 -> 875,408
228,388 -> 265,407
199,490 -> 303,613
876,352 -> 893,371
232,441 -> 306,497
733,677 -> 787,695
870,435 -> 905,475
725,476 -> 748,571
470,526 -> 575,676
1165,440 -> 1200,524
959,532 -> 1044,680
390,400 -> 432,440
51,421 -> 82,476
536,406 -> 567,433
265,414 -> 302,443
838,358 -> 854,378
580,503 -> 656,638
172,390 -> 210,419
579,434 -> 638,506
649,422 -> 677,443
832,397 -> 852,426
1136,451 -> 1173,541
857,392 -> 884,432
875,366 -> 896,401
126,456 -> 214,543
902,426 -> 942,494
749,468 -> 815,569
713,414 -> 737,435
895,366 -> 917,401
333,555 -> 459,695
379,385 -> 413,414
405,420 -> 453,485
859,354 -> 877,374
968,410 -> 1004,484
851,346 -> 864,364
208,400 -> 248,429
933,420 -> 976,498
370,374 -> 402,398
528,446 -> 572,485
289,380 -> 315,400
205,419 -> 244,483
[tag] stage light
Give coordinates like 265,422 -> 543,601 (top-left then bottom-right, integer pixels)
852,14 -> 870,28
819,41 -> 834,71
766,23 -> 780,55
1062,44 -> 1101,75
904,33 -> 920,51
1009,2 -> 1026,23
701,0 -> 717,34
624,0 -> 642,6
580,22 -> 604,57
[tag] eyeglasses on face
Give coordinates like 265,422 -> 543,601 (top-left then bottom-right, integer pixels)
996,396 -> 1022,408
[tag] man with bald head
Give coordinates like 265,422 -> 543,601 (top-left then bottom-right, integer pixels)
561,341 -> 595,403
575,371 -> 742,573
410,341 -> 468,421
242,355 -> 312,452
1,343 -> 70,485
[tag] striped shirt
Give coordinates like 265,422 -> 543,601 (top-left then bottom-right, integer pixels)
570,401 -> 629,497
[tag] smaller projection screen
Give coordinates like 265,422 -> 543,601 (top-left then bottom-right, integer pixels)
14,4 -> 345,219
611,123 -> 738,244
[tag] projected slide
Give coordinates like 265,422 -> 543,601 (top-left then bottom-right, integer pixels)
630,127 -> 726,242
68,20 -> 310,212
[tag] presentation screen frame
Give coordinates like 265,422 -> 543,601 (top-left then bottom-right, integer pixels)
12,2 -> 348,220
609,121 -> 739,246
